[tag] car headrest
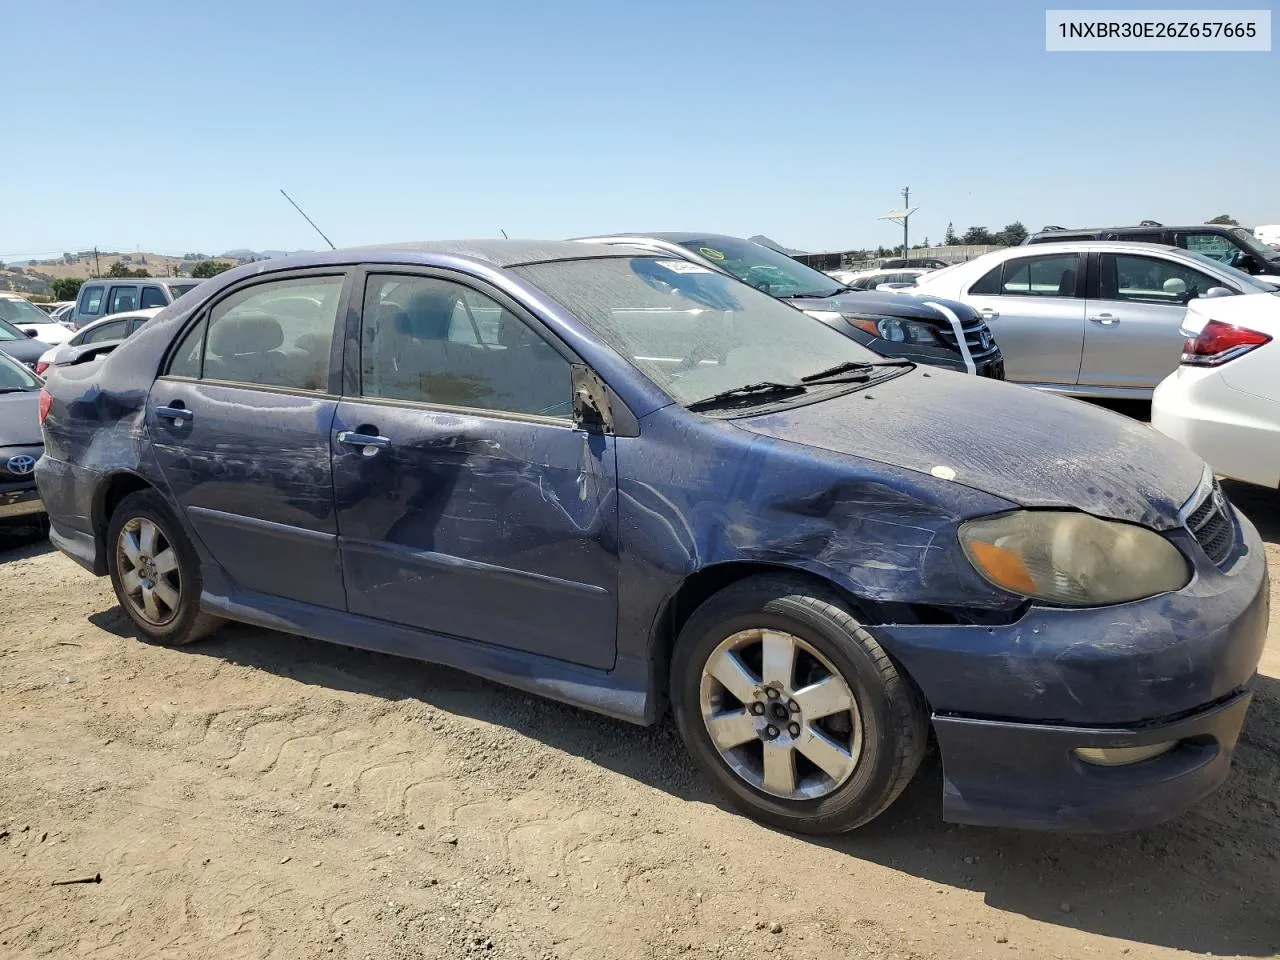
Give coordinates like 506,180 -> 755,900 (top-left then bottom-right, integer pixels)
209,313 -> 285,355
400,289 -> 456,340
1163,277 -> 1188,296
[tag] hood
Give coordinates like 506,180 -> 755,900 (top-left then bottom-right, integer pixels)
0,390 -> 43,446
738,370 -> 1204,529
786,289 -> 973,322
0,338 -> 50,365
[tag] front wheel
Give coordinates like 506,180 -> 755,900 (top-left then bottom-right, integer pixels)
105,489 -> 221,646
670,576 -> 927,834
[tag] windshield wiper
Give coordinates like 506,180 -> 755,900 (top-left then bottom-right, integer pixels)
777,290 -> 843,300
0,387 -> 31,394
687,381 -> 807,412
801,360 -> 914,383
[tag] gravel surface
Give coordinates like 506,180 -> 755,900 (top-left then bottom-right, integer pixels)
1,480 -> 1277,960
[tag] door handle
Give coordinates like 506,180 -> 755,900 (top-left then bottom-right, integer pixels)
1089,313 -> 1120,326
155,405 -> 191,425
979,307 -> 999,320
337,430 -> 392,456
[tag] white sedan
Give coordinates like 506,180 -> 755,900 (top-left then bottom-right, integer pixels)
34,308 -> 161,376
0,293 -> 74,344
1152,293 -> 1280,488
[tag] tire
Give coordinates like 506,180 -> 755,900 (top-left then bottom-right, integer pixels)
670,575 -> 927,834
105,489 -> 221,646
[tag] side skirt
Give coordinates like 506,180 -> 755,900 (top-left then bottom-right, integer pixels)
198,568 -> 654,726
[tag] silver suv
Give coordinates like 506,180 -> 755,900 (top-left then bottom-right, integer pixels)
70,277 -> 201,330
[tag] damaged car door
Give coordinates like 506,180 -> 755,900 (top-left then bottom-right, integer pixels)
146,271 -> 349,609
330,270 -> 620,670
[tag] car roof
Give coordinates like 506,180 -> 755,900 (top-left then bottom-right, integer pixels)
1034,224 -> 1239,235
79,308 -> 164,329
343,238 -> 644,268
991,240 -> 1202,257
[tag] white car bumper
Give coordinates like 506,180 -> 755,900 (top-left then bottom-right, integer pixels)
1152,366 -> 1280,489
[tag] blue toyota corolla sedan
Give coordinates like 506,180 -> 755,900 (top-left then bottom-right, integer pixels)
35,240 -> 1268,834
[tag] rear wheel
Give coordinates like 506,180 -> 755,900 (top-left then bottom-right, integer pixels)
671,575 -> 927,834
106,490 -> 221,646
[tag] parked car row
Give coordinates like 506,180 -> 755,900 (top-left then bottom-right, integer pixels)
910,241 -> 1277,398
32,238 -> 1270,839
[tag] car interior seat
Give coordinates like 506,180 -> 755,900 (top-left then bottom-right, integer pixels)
206,313 -> 287,385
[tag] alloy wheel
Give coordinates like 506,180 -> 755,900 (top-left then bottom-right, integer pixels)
698,628 -> 862,800
116,516 -> 182,626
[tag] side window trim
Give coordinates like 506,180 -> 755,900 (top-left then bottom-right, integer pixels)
353,267 -> 584,422
159,267 -> 354,394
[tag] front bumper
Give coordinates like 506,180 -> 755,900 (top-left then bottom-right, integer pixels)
934,689 -> 1253,831
879,508 -> 1269,831
0,483 -> 43,519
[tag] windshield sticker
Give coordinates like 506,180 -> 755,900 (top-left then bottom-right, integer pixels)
655,260 -> 714,275
698,247 -> 726,261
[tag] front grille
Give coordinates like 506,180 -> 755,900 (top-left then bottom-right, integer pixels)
1184,478 -> 1235,566
938,316 -> 1001,364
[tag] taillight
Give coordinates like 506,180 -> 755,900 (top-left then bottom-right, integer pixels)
38,388 -> 53,424
1181,319 -> 1272,367
34,361 -> 48,376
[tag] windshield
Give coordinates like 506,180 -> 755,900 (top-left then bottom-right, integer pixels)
166,282 -> 200,298
512,257 -> 883,407
0,297 -> 52,327
0,317 -> 28,342
1232,228 -> 1280,263
1182,251 -> 1278,292
673,237 -> 846,299
0,351 -> 39,389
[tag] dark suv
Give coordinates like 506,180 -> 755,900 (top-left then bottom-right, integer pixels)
1026,222 -> 1280,278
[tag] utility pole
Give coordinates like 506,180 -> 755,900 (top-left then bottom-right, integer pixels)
901,187 -> 910,257
877,191 -> 919,263
93,247 -> 100,278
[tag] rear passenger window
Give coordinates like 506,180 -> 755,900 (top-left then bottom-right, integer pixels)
999,254 -> 1080,297
969,265 -> 1002,295
139,286 -> 168,309
167,320 -> 204,378
80,285 -> 104,317
361,274 -> 572,418
81,320 -> 128,344
175,276 -> 342,390
107,286 -> 138,314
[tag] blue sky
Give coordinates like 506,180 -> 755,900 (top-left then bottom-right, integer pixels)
3,0 -> 1276,259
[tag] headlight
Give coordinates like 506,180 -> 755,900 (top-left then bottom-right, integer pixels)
959,511 -> 1189,606
847,315 -> 942,345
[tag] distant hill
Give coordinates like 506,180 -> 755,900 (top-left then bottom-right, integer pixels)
0,248 -> 313,294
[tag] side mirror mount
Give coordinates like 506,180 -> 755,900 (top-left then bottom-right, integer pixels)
1203,286 -> 1235,299
572,364 -> 615,435
21,328 -> 39,338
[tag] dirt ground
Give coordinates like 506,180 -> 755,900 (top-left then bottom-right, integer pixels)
1,483 -> 1278,960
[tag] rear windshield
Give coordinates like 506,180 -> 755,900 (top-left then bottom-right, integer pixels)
166,282 -> 200,298
512,257 -> 880,407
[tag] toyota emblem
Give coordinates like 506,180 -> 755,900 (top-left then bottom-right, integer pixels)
6,454 -> 36,476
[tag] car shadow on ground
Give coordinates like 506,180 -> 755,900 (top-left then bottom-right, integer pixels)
0,519 -> 52,562
159,616 -> 1280,956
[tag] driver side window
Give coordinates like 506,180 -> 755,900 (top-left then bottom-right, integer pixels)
1100,254 -> 1223,305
